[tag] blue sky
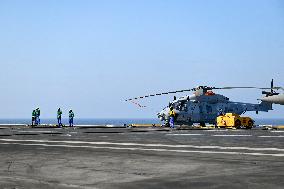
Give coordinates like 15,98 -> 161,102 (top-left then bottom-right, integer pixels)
0,0 -> 283,118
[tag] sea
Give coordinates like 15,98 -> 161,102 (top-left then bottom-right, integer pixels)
0,118 -> 283,126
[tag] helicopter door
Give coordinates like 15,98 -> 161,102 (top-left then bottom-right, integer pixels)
205,105 -> 214,120
190,104 -> 201,122
198,105 -> 206,121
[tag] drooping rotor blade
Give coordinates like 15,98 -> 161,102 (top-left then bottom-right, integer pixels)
125,89 -> 194,101
130,100 -> 146,108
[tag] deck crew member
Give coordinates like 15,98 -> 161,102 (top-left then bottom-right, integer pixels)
35,108 -> 41,125
69,109 -> 74,127
169,107 -> 176,129
57,108 -> 63,127
32,109 -> 36,126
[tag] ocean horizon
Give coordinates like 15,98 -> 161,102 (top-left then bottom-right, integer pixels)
0,118 -> 283,126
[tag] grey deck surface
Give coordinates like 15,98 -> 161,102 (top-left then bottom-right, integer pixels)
0,126 -> 283,189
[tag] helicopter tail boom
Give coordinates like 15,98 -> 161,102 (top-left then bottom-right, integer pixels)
258,101 -> 273,112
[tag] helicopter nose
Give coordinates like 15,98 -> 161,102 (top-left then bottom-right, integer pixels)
157,108 -> 170,121
157,112 -> 165,121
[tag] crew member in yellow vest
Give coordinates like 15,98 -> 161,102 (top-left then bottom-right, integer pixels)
169,107 -> 176,128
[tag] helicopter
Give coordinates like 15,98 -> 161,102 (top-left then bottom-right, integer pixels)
126,80 -> 283,126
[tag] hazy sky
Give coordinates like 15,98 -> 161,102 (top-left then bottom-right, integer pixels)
0,0 -> 283,119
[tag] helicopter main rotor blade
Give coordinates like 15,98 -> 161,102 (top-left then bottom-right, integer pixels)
125,89 -> 194,101
215,86 -> 284,90
269,87 -> 284,91
125,85 -> 284,101
215,87 -> 257,90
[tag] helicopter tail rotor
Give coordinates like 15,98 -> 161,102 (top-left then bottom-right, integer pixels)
261,79 -> 280,97
271,79 -> 274,94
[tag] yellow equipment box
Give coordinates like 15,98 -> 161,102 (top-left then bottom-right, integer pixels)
216,113 -> 254,129
272,125 -> 284,130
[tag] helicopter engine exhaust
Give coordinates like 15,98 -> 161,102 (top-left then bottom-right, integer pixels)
260,94 -> 284,105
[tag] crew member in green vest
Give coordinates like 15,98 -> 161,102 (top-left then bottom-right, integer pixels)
57,108 -> 63,127
35,108 -> 41,125
32,110 -> 36,126
69,110 -> 74,127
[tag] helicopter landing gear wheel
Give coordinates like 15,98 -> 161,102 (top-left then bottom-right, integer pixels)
200,122 -> 206,127
235,119 -> 241,129
248,120 -> 254,127
165,122 -> 170,128
246,120 -> 254,129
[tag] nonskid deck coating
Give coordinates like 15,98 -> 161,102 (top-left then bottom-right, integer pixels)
0,125 -> 283,189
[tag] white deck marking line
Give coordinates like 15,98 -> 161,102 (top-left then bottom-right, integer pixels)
0,142 -> 284,157
1,139 -> 284,152
213,135 -> 252,137
271,131 -> 284,133
16,131 -> 55,133
166,134 -> 204,136
258,136 -> 284,138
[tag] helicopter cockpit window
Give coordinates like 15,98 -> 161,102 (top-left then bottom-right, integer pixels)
173,101 -> 187,111
175,102 -> 182,111
171,102 -> 178,109
181,104 -> 188,112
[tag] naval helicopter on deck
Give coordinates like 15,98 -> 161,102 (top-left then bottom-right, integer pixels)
126,80 -> 283,126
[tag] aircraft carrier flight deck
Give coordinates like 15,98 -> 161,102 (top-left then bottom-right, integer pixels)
0,125 -> 283,189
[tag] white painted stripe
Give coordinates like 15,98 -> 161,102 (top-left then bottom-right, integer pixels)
166,134 -> 204,136
16,131 -> 54,133
0,142 -> 283,157
213,135 -> 252,137
271,131 -> 284,133
258,136 -> 284,138
0,139 -> 284,152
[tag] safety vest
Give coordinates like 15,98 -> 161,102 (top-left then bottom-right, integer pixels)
169,110 -> 176,117
36,109 -> 40,116
57,110 -> 62,118
69,112 -> 74,118
32,111 -> 36,117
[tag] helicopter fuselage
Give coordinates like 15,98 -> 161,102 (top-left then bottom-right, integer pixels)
158,90 -> 273,125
